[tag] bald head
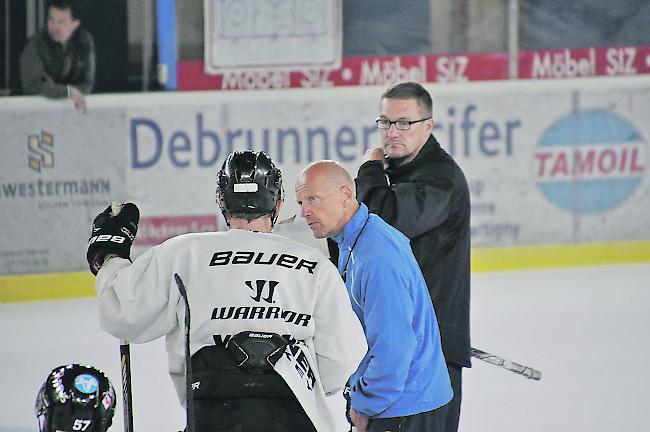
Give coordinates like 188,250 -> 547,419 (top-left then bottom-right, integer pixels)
295,161 -> 359,238
298,160 -> 355,195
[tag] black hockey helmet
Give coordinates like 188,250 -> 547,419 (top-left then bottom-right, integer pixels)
216,151 -> 284,224
35,364 -> 116,432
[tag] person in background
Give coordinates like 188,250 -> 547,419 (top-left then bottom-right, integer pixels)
20,0 -> 95,113
296,160 -> 452,432
356,81 -> 471,432
86,151 -> 366,432
35,363 -> 116,432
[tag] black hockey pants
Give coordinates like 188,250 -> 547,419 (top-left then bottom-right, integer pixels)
191,344 -> 316,432
195,397 -> 315,432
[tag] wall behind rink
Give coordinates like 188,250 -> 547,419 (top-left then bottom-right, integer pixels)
1,76 -> 649,299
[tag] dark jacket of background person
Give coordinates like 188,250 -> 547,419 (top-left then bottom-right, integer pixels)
20,28 -> 95,98
356,135 -> 471,368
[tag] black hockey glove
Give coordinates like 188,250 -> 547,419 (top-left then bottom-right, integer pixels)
87,203 -> 139,275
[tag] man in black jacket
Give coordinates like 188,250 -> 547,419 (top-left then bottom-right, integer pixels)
19,0 -> 95,113
355,81 -> 471,432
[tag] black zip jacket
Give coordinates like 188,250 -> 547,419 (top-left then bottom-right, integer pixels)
20,28 -> 95,98
356,135 -> 471,367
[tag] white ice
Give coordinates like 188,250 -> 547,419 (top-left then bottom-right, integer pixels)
1,263 -> 649,431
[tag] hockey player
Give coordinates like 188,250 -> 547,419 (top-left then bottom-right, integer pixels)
35,363 -> 116,432
85,150 -> 367,431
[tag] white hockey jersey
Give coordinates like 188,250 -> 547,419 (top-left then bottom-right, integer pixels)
95,229 -> 367,431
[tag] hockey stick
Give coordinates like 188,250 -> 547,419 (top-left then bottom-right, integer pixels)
103,202 -> 136,431
174,273 -> 195,432
120,340 -> 135,432
107,203 -> 135,430
471,347 -> 542,381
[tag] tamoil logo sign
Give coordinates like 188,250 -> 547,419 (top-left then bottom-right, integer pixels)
535,110 -> 646,214
28,131 -> 54,172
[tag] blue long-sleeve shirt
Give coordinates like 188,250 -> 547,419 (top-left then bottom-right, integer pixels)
333,203 -> 452,418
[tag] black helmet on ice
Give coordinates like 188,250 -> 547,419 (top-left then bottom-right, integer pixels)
35,364 -> 116,432
216,151 -> 284,224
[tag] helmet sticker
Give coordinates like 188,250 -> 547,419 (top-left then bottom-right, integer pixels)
74,374 -> 99,394
234,183 -> 259,192
102,392 -> 113,410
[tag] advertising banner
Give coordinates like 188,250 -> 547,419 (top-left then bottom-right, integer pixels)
124,77 -> 650,255
0,103 -> 127,274
1,75 -> 648,276
433,79 -> 650,247
178,45 -> 650,91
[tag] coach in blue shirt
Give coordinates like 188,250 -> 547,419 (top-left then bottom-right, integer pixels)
296,160 -> 452,432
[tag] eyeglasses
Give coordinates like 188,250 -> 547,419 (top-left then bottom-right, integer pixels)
375,117 -> 432,130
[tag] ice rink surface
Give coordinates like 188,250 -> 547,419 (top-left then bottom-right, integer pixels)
1,263 -> 649,431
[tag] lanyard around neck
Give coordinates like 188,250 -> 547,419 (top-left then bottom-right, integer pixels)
341,215 -> 370,283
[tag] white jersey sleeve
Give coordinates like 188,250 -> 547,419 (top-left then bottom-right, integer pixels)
95,249 -> 179,344
310,258 -> 367,395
